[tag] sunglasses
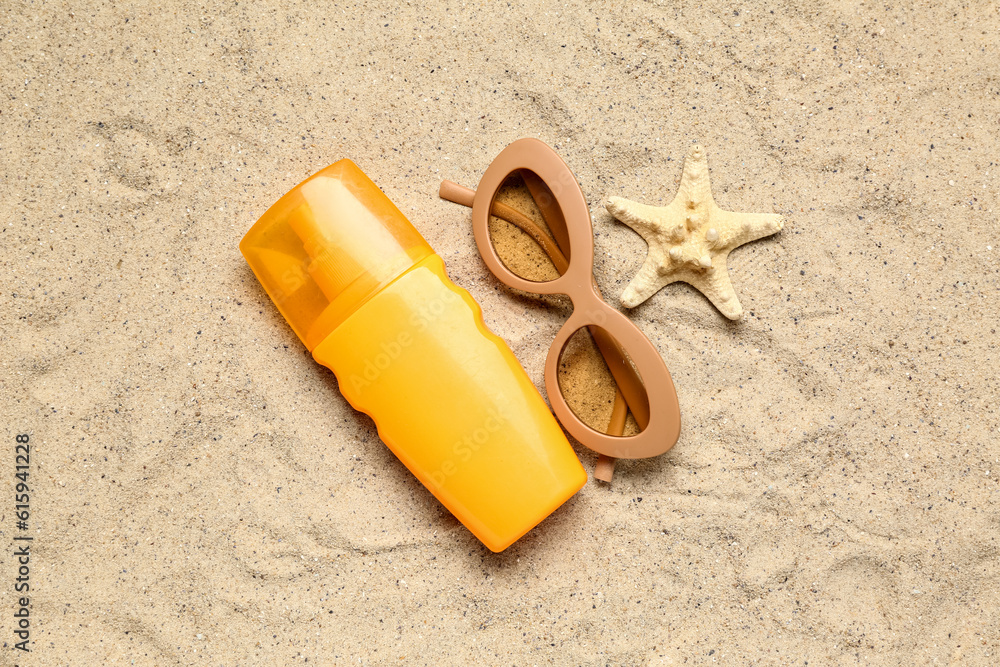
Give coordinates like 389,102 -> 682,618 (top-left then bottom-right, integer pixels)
439,138 -> 681,480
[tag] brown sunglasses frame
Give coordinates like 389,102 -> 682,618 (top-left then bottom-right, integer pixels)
456,138 -> 681,459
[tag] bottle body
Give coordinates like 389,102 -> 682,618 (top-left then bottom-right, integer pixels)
314,254 -> 586,552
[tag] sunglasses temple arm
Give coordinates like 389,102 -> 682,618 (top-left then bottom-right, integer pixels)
439,180 -> 477,208
521,169 -> 572,254
594,386 -> 628,483
439,180 -> 570,273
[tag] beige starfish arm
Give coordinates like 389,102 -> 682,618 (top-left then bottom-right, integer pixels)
606,196 -> 669,240
687,254 -> 744,320
619,253 -> 672,308
714,209 -> 785,247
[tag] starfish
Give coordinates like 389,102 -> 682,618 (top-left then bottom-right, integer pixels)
606,145 -> 785,320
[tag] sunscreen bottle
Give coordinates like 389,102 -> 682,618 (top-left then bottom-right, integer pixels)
240,159 -> 587,552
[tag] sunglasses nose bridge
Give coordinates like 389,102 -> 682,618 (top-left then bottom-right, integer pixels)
567,293 -> 608,332
560,263 -> 602,307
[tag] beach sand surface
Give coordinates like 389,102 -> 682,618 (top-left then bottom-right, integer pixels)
1,1 -> 998,664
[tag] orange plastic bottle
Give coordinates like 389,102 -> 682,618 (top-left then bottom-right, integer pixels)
240,159 -> 586,552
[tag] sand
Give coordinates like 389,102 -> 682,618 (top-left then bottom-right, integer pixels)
2,1 -> 999,664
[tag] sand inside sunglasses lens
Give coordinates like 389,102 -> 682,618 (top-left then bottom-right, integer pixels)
557,325 -> 644,437
486,172 -> 565,283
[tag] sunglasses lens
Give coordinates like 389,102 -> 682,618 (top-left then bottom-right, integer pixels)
556,324 -> 649,437
485,171 -> 570,284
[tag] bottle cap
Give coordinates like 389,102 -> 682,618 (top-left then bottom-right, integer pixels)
240,159 -> 433,350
